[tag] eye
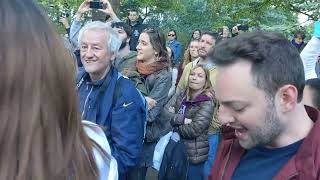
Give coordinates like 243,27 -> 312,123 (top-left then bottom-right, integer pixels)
93,47 -> 101,50
81,45 -> 87,50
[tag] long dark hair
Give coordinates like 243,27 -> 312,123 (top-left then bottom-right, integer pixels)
0,0 -> 102,179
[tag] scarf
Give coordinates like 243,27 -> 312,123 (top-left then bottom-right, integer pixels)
136,60 -> 168,76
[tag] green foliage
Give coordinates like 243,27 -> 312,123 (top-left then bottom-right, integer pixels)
37,0 -> 319,44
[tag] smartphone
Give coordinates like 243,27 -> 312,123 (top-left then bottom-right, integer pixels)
89,1 -> 103,9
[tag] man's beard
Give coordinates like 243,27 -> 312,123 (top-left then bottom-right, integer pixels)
119,39 -> 127,50
239,101 -> 283,149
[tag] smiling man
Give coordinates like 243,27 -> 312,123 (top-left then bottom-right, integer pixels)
76,21 -> 146,180
208,32 -> 320,180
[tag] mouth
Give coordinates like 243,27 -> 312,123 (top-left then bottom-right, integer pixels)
232,126 -> 248,139
198,49 -> 206,53
84,60 -> 97,64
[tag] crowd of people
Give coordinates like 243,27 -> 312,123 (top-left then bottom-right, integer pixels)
2,0 -> 320,180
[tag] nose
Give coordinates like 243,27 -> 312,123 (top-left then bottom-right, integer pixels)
84,47 -> 94,59
136,43 -> 141,50
218,105 -> 235,125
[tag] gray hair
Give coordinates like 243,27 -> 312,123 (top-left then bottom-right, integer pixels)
78,21 -> 121,54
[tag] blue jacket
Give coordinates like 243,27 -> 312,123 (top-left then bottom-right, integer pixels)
76,66 -> 146,179
167,39 -> 182,65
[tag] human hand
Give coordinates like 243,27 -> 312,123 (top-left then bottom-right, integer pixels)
168,106 -> 175,113
184,118 -> 192,124
77,0 -> 91,15
145,97 -> 157,109
98,0 -> 116,17
59,16 -> 70,28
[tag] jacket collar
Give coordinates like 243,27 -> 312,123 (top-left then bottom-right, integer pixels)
221,105 -> 320,179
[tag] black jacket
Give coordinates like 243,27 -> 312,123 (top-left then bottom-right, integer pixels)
129,21 -> 146,51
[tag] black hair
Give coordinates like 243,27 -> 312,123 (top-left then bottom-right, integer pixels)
294,31 -> 306,39
168,29 -> 177,40
305,78 -> 320,109
208,32 -> 305,102
201,31 -> 221,44
111,21 -> 132,37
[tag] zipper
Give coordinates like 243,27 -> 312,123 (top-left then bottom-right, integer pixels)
81,85 -> 93,120
220,141 -> 234,180
284,172 -> 298,180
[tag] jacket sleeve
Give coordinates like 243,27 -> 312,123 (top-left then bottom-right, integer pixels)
109,81 -> 145,174
147,72 -> 172,122
177,100 -> 214,139
161,92 -> 185,126
69,18 -> 82,47
176,63 -> 191,93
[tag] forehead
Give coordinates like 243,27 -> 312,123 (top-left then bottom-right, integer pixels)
169,31 -> 175,34
190,41 -> 199,46
191,67 -> 205,74
81,29 -> 107,44
129,11 -> 138,15
139,33 -> 150,42
215,60 -> 265,103
200,34 -> 214,42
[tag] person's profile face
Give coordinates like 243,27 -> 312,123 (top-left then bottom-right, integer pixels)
136,33 -> 157,63
216,60 -> 283,149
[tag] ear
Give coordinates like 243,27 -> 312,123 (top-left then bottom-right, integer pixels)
277,85 -> 298,113
111,52 -> 117,61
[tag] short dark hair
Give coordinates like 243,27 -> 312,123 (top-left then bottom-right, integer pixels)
208,32 -> 305,102
305,78 -> 320,109
111,22 -> 132,37
294,31 -> 305,39
201,31 -> 221,43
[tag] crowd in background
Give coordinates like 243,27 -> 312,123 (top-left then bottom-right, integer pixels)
1,0 -> 320,180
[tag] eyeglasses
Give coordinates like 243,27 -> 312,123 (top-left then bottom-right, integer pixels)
168,34 -> 175,37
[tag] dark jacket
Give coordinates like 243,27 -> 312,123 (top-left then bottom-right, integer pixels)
209,106 -> 320,180
169,91 -> 215,164
114,51 -> 147,95
129,20 -> 146,51
158,138 -> 189,180
76,66 -> 146,179
144,68 -> 172,142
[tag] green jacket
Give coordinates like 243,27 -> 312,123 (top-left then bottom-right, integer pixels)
114,51 -> 147,95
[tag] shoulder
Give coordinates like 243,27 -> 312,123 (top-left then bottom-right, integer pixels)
117,75 -> 145,104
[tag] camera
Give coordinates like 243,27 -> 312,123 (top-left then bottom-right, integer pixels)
89,1 -> 104,9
